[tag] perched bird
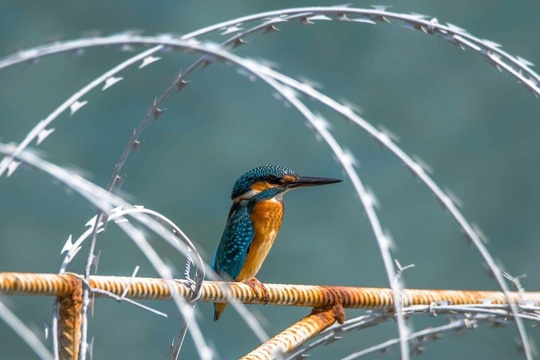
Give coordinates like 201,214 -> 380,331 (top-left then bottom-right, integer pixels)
211,165 -> 342,321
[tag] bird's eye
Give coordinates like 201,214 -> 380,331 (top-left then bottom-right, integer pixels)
267,175 -> 281,184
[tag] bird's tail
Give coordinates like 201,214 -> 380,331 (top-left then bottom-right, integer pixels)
214,302 -> 227,321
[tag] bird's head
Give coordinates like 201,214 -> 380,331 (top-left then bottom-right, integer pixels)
231,165 -> 342,202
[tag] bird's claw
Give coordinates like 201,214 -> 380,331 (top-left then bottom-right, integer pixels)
243,278 -> 269,304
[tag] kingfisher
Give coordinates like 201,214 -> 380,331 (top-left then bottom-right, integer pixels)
211,165 -> 342,321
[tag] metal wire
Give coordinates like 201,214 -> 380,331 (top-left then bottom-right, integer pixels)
241,305 -> 344,359
56,275 -> 83,360
2,273 -> 539,307
2,272 -> 540,360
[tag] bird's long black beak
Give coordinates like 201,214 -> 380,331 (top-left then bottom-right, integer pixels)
286,175 -> 343,189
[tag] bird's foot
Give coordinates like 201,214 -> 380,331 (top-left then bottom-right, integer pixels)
243,278 -> 269,305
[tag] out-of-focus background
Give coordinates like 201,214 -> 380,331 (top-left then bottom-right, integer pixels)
1,1 -> 539,359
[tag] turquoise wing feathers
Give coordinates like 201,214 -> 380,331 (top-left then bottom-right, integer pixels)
211,203 -> 254,280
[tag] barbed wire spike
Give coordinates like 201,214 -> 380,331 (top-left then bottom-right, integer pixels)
394,260 -> 415,273
378,125 -> 400,143
336,13 -> 350,21
349,17 -> 376,24
340,148 -> 359,169
454,35 -> 482,51
101,76 -> 123,91
503,272 -> 527,295
132,139 -> 142,155
263,25 -> 280,34
381,229 -> 396,252
79,276 -> 168,317
413,155 -> 434,174
61,235 -> 75,254
369,8 -> 391,24
371,5 -> 392,11
175,79 -> 191,92
69,100 -> 88,116
516,56 -> 534,68
308,14 -> 332,21
120,266 -> 140,300
110,205 -> 124,214
84,216 -> 104,231
138,56 -> 161,69
488,53 -> 505,73
112,174 -> 125,189
446,22 -> 467,34
364,187 -> 380,210
36,127 -> 55,145
444,187 -> 463,208
6,160 -> 21,177
232,38 -> 248,49
299,16 -> 315,25
220,25 -> 243,36
152,106 -> 165,121
471,223 -> 489,245
482,39 -> 502,49
201,58 -> 214,68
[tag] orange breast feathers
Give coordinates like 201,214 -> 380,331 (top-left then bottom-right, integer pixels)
236,199 -> 284,282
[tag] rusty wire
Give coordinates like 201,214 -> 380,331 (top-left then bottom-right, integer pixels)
2,272 -> 540,307
56,275 -> 83,360
241,305 -> 345,360
2,272 -> 540,359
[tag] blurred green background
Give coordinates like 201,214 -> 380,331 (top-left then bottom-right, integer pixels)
1,1 -> 539,359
